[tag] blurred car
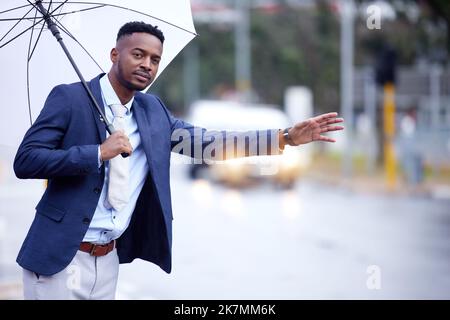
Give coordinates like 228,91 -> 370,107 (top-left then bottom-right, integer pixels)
186,100 -> 311,188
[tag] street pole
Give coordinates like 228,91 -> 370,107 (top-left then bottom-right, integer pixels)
430,64 -> 441,130
364,67 -> 377,174
183,42 -> 200,111
383,82 -> 397,189
235,0 -> 251,101
340,0 -> 355,178
430,64 -> 442,177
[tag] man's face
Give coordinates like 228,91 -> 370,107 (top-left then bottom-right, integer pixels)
111,32 -> 163,91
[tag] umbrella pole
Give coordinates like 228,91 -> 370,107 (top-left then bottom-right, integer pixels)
35,1 -> 128,157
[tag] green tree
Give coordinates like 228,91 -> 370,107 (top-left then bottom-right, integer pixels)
150,0 -> 447,115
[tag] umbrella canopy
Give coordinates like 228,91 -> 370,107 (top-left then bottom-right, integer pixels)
0,0 -> 197,147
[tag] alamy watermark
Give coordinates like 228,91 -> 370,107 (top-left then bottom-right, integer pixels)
66,264 -> 81,290
170,128 -> 282,175
366,4 -> 382,30
366,265 -> 381,290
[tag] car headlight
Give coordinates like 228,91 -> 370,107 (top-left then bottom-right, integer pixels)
280,146 -> 302,171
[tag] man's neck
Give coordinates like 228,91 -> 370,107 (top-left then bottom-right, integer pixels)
107,73 -> 134,105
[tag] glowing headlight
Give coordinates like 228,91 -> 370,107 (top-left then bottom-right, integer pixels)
280,146 -> 302,170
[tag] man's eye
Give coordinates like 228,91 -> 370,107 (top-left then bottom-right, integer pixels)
134,53 -> 142,58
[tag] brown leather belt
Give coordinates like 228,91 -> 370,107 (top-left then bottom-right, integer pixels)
79,240 -> 115,257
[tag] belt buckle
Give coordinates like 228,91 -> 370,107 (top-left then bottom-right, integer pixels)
89,244 -> 99,256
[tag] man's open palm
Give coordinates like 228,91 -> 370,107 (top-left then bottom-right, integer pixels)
289,112 -> 344,145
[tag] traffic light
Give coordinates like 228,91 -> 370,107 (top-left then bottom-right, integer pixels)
375,45 -> 397,85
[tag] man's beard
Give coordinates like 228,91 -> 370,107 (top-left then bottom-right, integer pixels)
117,62 -> 151,91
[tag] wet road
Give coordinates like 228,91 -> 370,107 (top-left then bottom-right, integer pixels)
117,164 -> 450,299
1,155 -> 450,299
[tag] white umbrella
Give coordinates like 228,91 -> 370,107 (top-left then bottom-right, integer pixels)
0,0 -> 197,148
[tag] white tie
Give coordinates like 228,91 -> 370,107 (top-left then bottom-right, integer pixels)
106,104 -> 129,211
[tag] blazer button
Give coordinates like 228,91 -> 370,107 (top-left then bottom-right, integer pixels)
93,187 -> 101,194
82,218 -> 90,225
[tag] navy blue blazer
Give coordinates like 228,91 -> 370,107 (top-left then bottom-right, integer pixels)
14,74 -> 279,276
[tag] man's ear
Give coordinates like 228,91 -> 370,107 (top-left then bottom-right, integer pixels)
110,48 -> 118,63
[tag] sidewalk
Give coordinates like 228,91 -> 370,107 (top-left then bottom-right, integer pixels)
303,155 -> 450,200
0,283 -> 21,300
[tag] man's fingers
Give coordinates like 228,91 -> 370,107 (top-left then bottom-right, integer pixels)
320,125 -> 344,133
317,135 -> 336,143
314,112 -> 338,122
320,118 -> 344,126
110,132 -> 133,155
112,131 -> 130,144
122,141 -> 133,154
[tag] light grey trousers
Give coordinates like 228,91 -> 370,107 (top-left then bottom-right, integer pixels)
22,248 -> 119,300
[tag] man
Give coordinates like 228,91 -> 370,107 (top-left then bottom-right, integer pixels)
14,21 -> 344,299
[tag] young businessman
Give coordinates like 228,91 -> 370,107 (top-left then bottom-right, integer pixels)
14,21 -> 344,299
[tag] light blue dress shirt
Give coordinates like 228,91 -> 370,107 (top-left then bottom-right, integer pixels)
83,74 -> 149,244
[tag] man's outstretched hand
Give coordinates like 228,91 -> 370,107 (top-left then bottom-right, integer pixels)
284,112 -> 344,146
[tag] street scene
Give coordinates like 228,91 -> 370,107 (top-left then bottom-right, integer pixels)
1,0 -> 450,301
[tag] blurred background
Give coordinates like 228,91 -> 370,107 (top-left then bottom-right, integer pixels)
1,0 -> 450,299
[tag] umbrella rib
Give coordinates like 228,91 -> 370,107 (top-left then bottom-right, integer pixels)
26,9 -> 41,126
42,4 -> 107,18
0,5 -> 104,22
24,0 -> 95,63
108,5 -> 198,36
0,1 -> 67,49
0,18 -> 45,49
0,17 -> 40,22
0,5 -> 106,21
2,3 -> 197,36
0,1 -> 57,22
0,3 -> 33,15
48,1 -> 198,36
53,17 -> 104,72
0,5 -> 36,44
28,14 -> 46,62
53,1 -> 66,20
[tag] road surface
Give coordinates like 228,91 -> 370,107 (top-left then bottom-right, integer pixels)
1,154 -> 449,299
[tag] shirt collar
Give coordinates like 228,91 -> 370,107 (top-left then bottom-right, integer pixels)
99,73 -> 134,113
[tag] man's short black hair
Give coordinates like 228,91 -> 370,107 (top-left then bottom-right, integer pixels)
117,21 -> 165,44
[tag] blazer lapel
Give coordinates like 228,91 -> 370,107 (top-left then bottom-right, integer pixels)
133,98 -> 154,174
87,74 -> 107,143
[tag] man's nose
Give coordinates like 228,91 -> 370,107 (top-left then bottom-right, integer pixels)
140,57 -> 151,71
